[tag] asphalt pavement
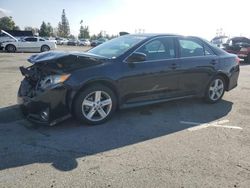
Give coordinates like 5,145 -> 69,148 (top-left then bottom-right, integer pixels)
0,47 -> 250,188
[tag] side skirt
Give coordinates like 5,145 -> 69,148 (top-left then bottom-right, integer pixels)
120,95 -> 196,109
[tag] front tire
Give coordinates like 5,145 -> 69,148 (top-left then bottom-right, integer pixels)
205,76 -> 225,103
6,44 -> 16,53
73,84 -> 117,125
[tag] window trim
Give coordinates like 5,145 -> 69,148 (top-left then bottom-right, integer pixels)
124,36 -> 178,63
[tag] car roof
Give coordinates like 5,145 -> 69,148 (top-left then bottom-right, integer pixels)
128,33 -> 182,38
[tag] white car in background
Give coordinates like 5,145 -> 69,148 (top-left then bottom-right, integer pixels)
0,30 -> 57,52
211,36 -> 229,49
56,38 -> 69,45
79,39 -> 91,46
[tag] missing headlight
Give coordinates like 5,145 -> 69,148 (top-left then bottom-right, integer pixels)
39,74 -> 70,90
40,76 -> 53,89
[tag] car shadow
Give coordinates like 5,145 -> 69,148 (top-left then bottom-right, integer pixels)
0,99 -> 233,171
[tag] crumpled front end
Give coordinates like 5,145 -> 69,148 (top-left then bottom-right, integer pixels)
18,65 -> 71,125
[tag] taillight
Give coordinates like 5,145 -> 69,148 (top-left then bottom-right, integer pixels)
235,57 -> 240,64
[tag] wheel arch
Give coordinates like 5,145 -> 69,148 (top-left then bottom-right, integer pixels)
216,72 -> 230,91
5,44 -> 16,52
67,79 -> 120,112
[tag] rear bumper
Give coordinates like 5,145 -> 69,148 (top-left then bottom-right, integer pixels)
18,80 -> 70,125
227,65 -> 240,91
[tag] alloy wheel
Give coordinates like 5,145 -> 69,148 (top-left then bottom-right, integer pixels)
209,79 -> 224,101
81,91 -> 112,121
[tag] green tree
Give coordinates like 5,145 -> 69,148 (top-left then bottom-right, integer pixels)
107,34 -> 118,39
79,25 -> 90,39
97,31 -> 103,38
39,21 -> 48,37
68,34 -> 75,39
24,26 -> 33,31
13,26 -> 20,30
24,26 -> 39,35
39,22 -> 53,37
57,9 -> 70,37
0,16 -> 18,30
47,22 -> 53,36
90,34 -> 97,40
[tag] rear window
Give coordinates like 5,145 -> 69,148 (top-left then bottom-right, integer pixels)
179,39 -> 205,57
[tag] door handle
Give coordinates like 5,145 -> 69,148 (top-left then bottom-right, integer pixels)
169,63 -> 179,69
210,59 -> 218,65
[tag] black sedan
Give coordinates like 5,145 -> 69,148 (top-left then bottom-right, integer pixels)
18,34 -> 240,125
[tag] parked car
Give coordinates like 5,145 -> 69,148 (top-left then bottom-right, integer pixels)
56,38 -> 68,45
211,36 -> 229,48
91,38 -> 108,47
1,30 -> 56,52
18,34 -> 239,126
67,39 -> 79,46
0,30 -> 33,50
223,37 -> 250,63
44,37 -> 57,44
79,39 -> 90,46
0,30 -> 33,43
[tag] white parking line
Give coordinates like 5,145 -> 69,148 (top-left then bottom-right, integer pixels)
180,119 -> 242,131
213,125 -> 243,130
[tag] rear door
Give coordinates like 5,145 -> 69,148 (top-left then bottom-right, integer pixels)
176,37 -> 218,96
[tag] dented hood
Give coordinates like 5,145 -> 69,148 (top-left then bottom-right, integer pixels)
28,51 -> 105,64
27,51 -> 107,72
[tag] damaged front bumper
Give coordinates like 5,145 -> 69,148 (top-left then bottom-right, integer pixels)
18,78 -> 71,126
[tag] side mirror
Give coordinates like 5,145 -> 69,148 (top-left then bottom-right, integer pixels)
126,52 -> 146,63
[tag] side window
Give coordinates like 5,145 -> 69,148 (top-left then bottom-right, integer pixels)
136,37 -> 176,61
145,40 -> 165,53
25,38 -> 37,42
39,38 -> 45,41
179,39 -> 204,57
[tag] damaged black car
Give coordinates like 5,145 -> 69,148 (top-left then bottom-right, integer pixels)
18,34 -> 240,125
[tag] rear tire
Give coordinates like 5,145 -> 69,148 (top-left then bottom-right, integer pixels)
41,45 -> 50,52
204,76 -> 225,103
6,44 -> 16,53
73,84 -> 117,125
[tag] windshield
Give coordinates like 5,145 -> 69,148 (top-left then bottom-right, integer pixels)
88,35 -> 147,58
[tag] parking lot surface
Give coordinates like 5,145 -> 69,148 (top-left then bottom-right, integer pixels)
0,46 -> 250,188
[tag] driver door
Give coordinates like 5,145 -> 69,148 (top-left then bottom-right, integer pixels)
21,37 -> 38,52
119,37 -> 181,104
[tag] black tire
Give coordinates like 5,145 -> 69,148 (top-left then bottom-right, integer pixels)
204,76 -> 225,103
6,44 -> 16,53
73,84 -> 117,125
41,45 -> 50,52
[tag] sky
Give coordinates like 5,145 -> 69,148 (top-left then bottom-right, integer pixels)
0,0 -> 249,40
